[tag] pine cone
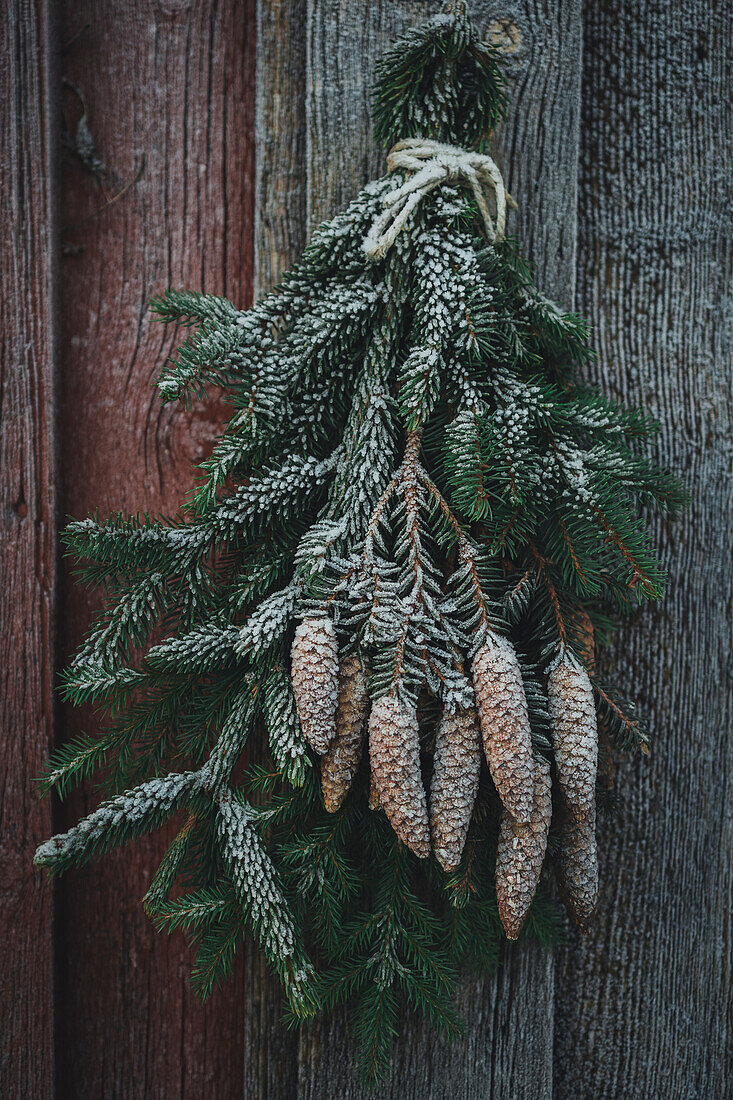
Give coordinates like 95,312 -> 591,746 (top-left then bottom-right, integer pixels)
495,755 -> 552,940
547,649 -> 598,821
369,694 -> 430,857
321,654 -> 369,812
556,804 -> 598,932
429,706 -> 481,871
472,632 -> 534,823
290,616 -> 339,754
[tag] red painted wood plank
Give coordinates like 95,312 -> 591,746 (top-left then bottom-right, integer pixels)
54,2 -> 255,1095
1,2 -> 57,1096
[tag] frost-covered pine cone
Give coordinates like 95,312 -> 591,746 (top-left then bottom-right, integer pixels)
321,654 -> 369,813
369,693 -> 430,857
547,648 -> 598,821
290,616 -> 339,754
429,706 -> 481,871
472,632 -> 534,823
556,804 -> 598,931
495,755 -> 552,940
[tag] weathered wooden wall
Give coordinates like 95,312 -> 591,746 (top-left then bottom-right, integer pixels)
53,3 -> 255,1097
554,3 -> 733,1094
1,0 -> 731,1097
1,1 -> 56,1095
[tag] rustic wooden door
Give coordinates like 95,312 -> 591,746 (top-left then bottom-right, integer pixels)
3,1 -> 731,1097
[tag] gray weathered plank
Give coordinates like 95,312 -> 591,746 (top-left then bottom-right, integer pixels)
304,0 -> 428,230
553,2 -> 733,1097
254,0 -> 309,297
249,1 -> 583,1095
484,0 -> 583,302
247,3 -> 311,1095
300,7 -> 580,1098
0,2 -> 56,1096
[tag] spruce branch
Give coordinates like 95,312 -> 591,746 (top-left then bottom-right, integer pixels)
34,770 -> 207,874
216,790 -> 320,1018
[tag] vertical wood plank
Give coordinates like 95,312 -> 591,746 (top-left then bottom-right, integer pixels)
291,2 -> 583,1096
304,0 -> 428,231
554,2 -> 733,1097
245,3 -> 310,1095
254,0 -> 308,296
0,2 -> 56,1096
484,0 -> 583,301
54,2 -> 255,1096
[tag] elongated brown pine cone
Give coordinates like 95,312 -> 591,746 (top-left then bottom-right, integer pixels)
321,654 -> 369,812
556,804 -> 598,931
472,631 -> 534,823
369,694 -> 430,857
495,755 -> 552,940
290,616 -> 339,754
368,772 -> 381,810
429,706 -> 481,871
547,649 -> 598,821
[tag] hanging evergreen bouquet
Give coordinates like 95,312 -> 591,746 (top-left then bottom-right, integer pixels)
36,2 -> 683,1081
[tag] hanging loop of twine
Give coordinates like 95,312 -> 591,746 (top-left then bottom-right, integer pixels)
363,138 -> 509,262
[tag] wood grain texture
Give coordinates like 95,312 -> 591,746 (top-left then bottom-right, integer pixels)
249,2 -> 582,1095
482,0 -> 583,301
295,949 -> 556,1100
553,2 -> 733,1098
0,0 -> 57,1095
305,0 -> 427,229
245,5 -> 311,1094
54,2 -> 255,1096
254,0 -> 308,296
1,2 -> 57,1097
7,1 -> 725,1095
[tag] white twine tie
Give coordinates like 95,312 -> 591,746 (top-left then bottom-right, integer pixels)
363,138 -> 509,262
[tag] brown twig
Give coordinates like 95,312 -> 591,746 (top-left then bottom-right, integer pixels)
528,540 -> 568,646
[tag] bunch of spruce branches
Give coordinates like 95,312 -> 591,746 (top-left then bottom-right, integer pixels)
35,2 -> 681,1082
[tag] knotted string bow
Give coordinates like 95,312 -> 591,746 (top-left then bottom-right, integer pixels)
363,138 -> 509,262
